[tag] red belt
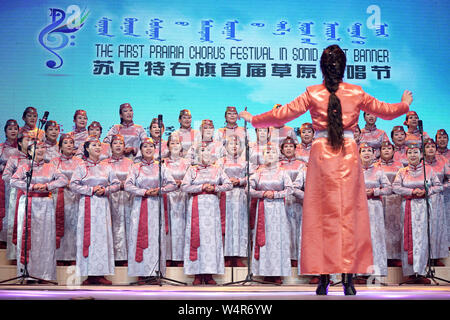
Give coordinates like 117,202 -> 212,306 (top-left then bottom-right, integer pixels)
190,191 -> 216,261
254,199 -> 265,260
83,195 -> 91,258
135,196 -> 149,262
404,194 -> 425,265
367,195 -> 381,200
20,191 -> 51,265
249,198 -> 258,230
219,192 -> 226,236
135,194 -> 170,263
55,187 -> 65,249
0,176 -> 5,232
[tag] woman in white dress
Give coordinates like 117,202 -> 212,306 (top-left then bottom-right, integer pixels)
105,134 -> 134,266
70,136 -> 121,285
423,138 -> 448,266
11,142 -> 67,282
181,142 -> 232,285
103,103 -> 148,160
0,119 -> 19,248
375,141 -> 404,267
124,138 -> 176,282
164,134 -> 190,267
392,143 -> 443,284
217,135 -> 248,268
51,134 -> 83,265
249,143 -> 293,284
359,143 -> 392,280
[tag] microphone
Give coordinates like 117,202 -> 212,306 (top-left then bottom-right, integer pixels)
418,120 -> 423,134
40,111 -> 49,124
158,114 -> 163,128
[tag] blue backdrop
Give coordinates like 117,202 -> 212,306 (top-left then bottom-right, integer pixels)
0,0 -> 448,141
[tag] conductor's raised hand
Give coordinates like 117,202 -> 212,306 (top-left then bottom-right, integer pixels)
401,90 -> 413,106
238,110 -> 253,123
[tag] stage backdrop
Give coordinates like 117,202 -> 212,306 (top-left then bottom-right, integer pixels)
0,0 -> 448,141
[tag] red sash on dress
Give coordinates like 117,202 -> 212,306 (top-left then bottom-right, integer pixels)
219,192 -> 226,236
189,190 -> 215,261
20,192 -> 51,265
83,195 -> 91,258
254,199 -> 266,260
404,194 -> 424,265
163,193 -> 169,235
135,196 -> 149,262
249,198 -> 258,230
55,187 -> 65,249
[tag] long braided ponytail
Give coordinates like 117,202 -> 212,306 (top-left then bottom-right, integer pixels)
320,45 -> 346,149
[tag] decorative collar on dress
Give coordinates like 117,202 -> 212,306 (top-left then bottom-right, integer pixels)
300,142 -> 312,149
380,158 -> 394,166
407,163 -> 423,171
60,154 -> 73,161
225,124 -> 238,130
362,161 -> 375,170
5,140 -> 18,148
141,158 -> 155,166
86,158 -> 101,167
121,121 -> 134,128
33,160 -> 45,167
45,139 -> 57,147
363,124 -> 377,132
74,127 -> 87,134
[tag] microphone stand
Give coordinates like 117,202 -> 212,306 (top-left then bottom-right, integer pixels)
134,116 -> 186,286
223,108 -> 278,286
0,115 -> 57,285
400,121 -> 449,285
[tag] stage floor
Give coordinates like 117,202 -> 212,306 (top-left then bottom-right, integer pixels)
0,283 -> 449,300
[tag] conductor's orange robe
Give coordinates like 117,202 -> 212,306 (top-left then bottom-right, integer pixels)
251,82 -> 409,274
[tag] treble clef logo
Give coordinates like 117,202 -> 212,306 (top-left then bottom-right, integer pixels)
38,6 -> 89,69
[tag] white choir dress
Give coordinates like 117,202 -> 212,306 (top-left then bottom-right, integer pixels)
51,155 -> 84,261
279,157 -> 305,262
44,140 -> 60,163
69,159 -> 120,277
362,162 -> 392,276
217,125 -> 247,147
249,165 -> 293,277
103,122 -> 148,160
164,157 -> 190,262
393,145 -> 408,167
360,125 -> 389,158
67,128 -> 88,151
181,163 -> 232,275
376,158 -> 404,260
424,157 -> 449,259
124,159 -> 176,277
392,163 -> 443,276
217,155 -> 248,259
249,141 -> 267,173
171,128 -> 201,158
2,151 -> 30,259
405,129 -> 429,148
293,166 -> 306,275
186,140 -> 225,165
11,160 -> 68,280
104,156 -> 134,261
0,141 -> 20,243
